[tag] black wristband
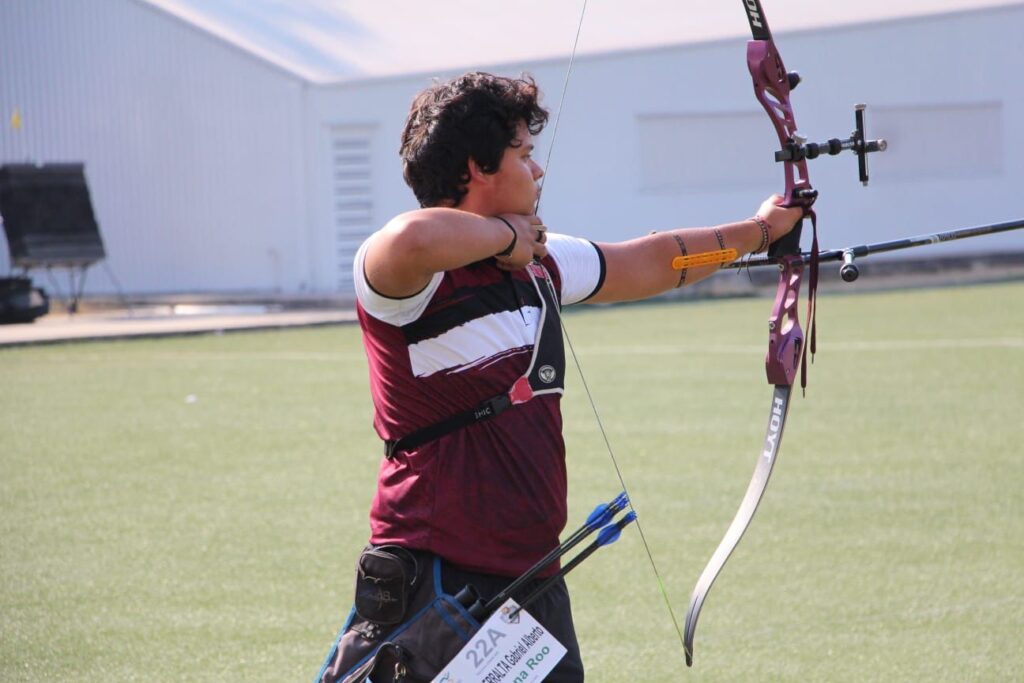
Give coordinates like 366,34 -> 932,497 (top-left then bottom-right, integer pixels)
494,217 -> 517,257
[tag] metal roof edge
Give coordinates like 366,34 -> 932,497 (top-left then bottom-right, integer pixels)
132,0 -> 327,83
312,2 -> 1024,89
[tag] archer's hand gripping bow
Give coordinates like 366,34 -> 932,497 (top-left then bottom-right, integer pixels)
682,0 -> 887,666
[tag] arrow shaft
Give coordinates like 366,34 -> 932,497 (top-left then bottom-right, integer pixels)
482,494 -> 627,613
512,515 -> 635,618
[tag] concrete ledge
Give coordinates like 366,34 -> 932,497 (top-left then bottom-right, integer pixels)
0,306 -> 357,347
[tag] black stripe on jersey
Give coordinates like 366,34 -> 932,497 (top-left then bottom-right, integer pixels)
580,241 -> 607,302
401,277 -> 541,345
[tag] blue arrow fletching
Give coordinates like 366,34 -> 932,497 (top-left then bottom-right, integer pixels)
586,492 -> 629,529
584,502 -> 609,528
597,511 -> 636,547
596,523 -> 621,547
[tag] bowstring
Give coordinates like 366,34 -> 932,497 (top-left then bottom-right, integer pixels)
534,0 -> 586,209
537,0 -> 687,654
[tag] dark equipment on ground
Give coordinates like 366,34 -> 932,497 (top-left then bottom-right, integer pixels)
0,163 -> 106,320
0,275 -> 49,324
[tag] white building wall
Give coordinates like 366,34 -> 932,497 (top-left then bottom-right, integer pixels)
0,0 -> 309,295
307,5 -> 1024,298
2,3 -> 1019,298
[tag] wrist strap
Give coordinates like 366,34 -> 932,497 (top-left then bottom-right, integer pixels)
495,217 -> 517,257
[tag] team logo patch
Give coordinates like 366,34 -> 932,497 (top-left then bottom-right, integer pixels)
538,365 -> 557,384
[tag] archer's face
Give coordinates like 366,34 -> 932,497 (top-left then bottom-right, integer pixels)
490,122 -> 544,215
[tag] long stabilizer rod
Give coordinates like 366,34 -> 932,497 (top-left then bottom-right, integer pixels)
724,218 -> 1024,281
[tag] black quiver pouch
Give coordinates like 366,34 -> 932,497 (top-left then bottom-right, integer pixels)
354,546 -> 415,626
316,549 -> 484,683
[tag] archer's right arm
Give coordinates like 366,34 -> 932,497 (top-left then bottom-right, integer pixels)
362,208 -> 544,297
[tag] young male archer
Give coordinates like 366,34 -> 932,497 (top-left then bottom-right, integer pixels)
316,71 -> 801,683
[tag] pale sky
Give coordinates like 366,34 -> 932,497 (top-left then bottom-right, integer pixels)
143,0 -> 1023,82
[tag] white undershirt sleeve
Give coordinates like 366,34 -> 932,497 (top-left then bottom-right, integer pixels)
352,237 -> 444,326
546,233 -> 605,305
354,231 -> 604,324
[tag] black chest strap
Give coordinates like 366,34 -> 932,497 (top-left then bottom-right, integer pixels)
384,262 -> 565,459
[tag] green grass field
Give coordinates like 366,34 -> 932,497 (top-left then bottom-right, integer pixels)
2,281 -> 1022,682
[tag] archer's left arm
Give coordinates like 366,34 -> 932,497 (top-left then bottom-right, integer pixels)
586,197 -> 802,304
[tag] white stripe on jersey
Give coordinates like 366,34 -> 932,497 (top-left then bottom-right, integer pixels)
409,306 -> 542,377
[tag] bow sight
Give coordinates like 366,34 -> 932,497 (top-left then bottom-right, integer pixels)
773,103 -> 888,187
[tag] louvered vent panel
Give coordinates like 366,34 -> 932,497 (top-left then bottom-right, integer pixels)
330,128 -> 374,293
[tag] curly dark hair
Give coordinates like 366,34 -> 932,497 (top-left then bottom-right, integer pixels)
399,72 -> 549,208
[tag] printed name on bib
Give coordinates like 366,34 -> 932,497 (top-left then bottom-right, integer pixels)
431,599 -> 566,683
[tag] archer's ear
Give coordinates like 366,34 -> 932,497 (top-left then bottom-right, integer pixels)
467,158 -> 490,185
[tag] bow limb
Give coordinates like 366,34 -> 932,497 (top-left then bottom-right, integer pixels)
683,0 -> 812,665
683,385 -> 793,665
684,0 -> 887,665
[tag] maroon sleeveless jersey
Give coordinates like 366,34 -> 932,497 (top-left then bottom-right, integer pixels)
355,235 -> 603,577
